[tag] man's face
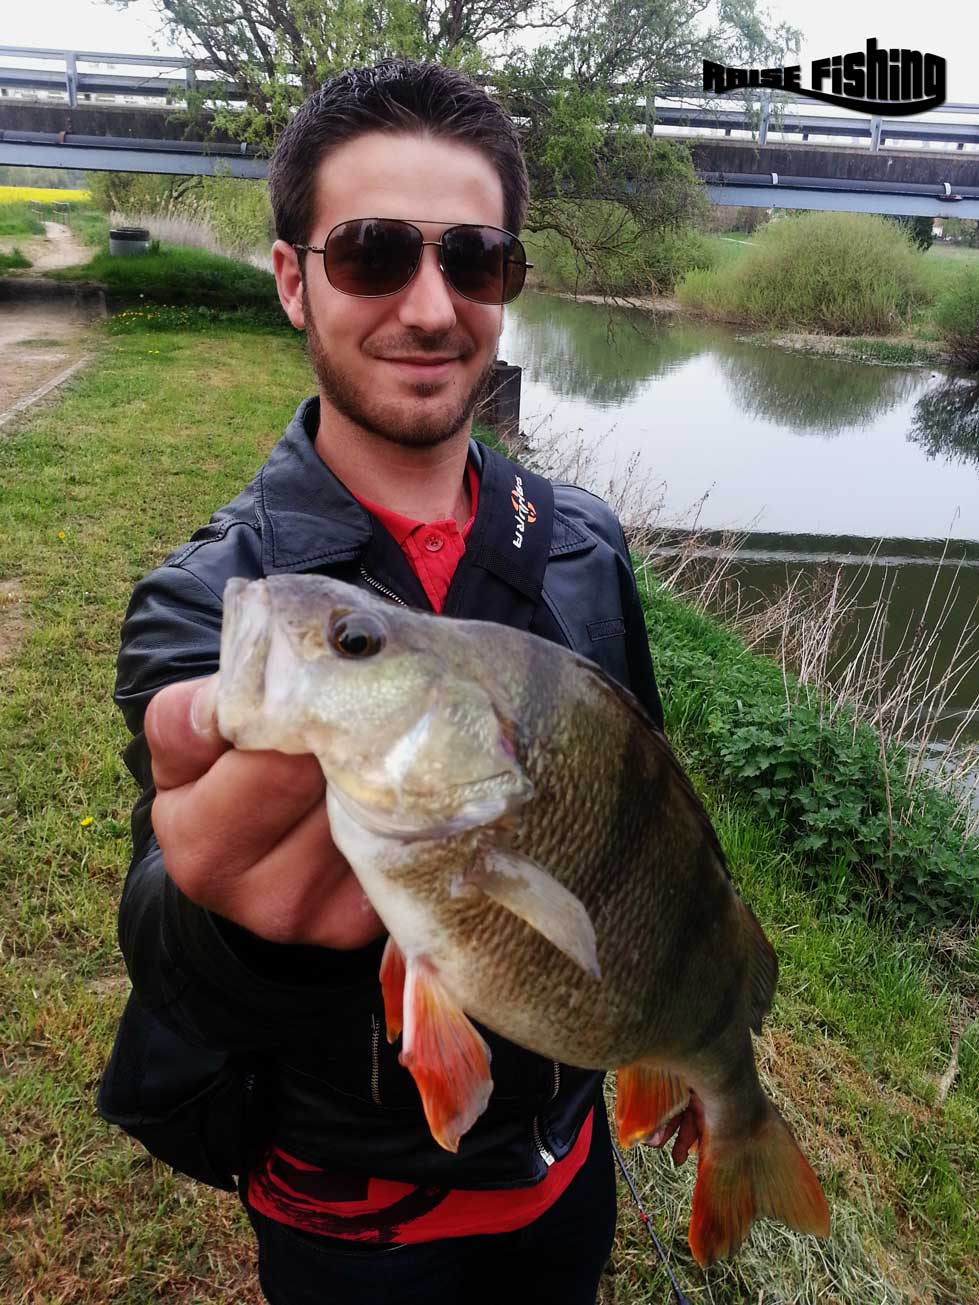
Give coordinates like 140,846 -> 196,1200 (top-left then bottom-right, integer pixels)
284,131 -> 507,449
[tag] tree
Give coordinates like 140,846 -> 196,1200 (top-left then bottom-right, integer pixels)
113,0 -> 798,291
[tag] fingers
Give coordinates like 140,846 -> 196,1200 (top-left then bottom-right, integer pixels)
152,746 -> 326,885
145,676 -> 230,791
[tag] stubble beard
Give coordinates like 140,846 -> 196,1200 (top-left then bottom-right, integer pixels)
303,289 -> 497,450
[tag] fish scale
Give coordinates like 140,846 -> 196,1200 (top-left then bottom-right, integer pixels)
217,573 -> 830,1268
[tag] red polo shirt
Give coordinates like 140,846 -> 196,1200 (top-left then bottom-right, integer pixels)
247,455 -> 593,1243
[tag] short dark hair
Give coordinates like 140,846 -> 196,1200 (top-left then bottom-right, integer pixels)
268,59 -> 530,249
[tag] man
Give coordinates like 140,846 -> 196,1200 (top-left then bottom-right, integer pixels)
106,58 -> 695,1304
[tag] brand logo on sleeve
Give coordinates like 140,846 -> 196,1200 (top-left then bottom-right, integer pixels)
511,476 -> 537,549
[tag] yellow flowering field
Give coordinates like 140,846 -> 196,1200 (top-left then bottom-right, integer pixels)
0,185 -> 91,205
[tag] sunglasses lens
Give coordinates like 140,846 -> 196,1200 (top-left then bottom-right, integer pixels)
442,226 -> 527,304
324,219 -> 421,296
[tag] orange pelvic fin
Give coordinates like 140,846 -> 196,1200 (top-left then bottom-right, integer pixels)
615,1062 -> 690,1149
399,957 -> 493,1153
379,936 -> 407,1043
688,1099 -> 830,1268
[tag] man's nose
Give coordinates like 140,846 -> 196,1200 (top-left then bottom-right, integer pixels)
396,243 -> 457,334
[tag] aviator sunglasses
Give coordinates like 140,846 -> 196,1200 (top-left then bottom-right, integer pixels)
293,218 -> 532,306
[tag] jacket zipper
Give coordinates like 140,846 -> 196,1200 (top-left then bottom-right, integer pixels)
364,560 -> 557,1159
532,1116 -> 555,1167
369,1015 -> 383,1106
359,566 -> 408,607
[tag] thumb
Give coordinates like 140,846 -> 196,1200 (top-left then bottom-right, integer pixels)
145,674 -> 231,791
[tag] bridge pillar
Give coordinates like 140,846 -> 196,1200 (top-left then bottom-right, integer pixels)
870,116 -> 882,153
65,51 -> 77,109
758,96 -> 770,147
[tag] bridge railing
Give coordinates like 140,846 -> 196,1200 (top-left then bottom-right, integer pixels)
2,46 -> 978,153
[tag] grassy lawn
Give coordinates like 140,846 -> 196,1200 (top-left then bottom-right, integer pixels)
51,243 -> 281,315
1,315 -> 976,1302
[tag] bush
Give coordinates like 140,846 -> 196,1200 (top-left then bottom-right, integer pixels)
934,269 -> 979,369
641,579 -> 979,925
526,201 -> 716,296
676,211 -> 931,334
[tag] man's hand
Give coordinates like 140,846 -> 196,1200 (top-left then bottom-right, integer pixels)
645,1093 -> 705,1166
145,674 -> 385,950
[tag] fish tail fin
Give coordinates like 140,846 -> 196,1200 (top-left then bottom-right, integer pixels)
688,1097 -> 830,1268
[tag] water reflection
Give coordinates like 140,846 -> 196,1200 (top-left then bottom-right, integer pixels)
503,292 -> 704,405
910,379 -> 979,468
715,344 -> 923,436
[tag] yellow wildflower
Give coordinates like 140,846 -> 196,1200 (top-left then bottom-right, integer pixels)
80,816 -> 94,827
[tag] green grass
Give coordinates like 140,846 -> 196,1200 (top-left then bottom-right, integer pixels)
50,241 -> 282,314
0,313 -> 976,1302
0,202 -> 45,239
0,247 -> 31,271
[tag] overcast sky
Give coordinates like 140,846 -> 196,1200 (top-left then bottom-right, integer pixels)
4,0 -> 978,101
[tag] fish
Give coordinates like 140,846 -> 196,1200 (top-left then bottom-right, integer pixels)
215,573 -> 830,1268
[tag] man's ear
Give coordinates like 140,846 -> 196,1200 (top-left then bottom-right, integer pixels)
272,239 -> 306,331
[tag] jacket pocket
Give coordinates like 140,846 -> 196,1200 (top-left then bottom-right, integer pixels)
97,992 -> 263,1191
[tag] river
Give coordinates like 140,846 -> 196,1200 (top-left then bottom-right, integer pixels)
498,292 -> 979,757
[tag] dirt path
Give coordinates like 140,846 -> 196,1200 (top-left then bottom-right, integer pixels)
0,223 -> 102,423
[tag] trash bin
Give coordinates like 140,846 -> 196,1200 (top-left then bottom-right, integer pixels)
109,227 -> 151,257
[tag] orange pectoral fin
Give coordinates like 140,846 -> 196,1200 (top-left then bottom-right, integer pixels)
615,1062 -> 690,1149
399,958 -> 493,1154
379,935 -> 407,1043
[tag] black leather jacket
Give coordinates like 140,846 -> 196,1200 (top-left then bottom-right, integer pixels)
113,396 -> 664,1190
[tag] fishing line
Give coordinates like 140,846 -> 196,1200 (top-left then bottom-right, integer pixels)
611,1140 -> 692,1305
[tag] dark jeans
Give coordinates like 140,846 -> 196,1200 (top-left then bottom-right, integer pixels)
239,1100 -> 617,1305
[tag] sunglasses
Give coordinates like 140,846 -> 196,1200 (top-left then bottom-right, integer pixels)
293,218 -> 532,306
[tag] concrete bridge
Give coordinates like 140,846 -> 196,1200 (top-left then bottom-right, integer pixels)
2,46 -> 978,218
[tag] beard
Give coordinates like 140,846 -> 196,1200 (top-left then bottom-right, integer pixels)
303,287 -> 497,450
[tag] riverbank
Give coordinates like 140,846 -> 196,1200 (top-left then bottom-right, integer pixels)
1,309 -> 976,1302
531,226 -> 979,371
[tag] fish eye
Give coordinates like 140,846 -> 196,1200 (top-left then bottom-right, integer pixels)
330,613 -> 386,658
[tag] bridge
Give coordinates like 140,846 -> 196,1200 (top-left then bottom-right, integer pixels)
2,46 -> 978,218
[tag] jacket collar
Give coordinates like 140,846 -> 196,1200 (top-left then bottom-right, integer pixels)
256,396 -> 594,584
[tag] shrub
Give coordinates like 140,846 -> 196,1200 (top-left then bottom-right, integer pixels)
640,579 -> 979,925
676,211 -> 931,334
934,269 -> 979,369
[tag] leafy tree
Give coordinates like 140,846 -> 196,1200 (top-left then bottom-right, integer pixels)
112,0 -> 798,292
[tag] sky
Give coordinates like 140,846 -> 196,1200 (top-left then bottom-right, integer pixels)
3,0 -> 979,102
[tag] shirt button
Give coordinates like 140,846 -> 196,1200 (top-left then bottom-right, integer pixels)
424,533 -> 444,552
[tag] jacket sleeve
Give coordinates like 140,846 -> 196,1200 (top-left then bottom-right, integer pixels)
115,563 -> 382,1053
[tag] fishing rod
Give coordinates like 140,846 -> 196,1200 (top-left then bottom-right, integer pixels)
611,1140 -> 692,1305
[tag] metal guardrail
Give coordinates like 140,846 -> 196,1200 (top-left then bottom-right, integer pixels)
3,46 -> 979,153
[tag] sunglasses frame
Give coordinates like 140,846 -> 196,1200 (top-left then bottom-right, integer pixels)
293,218 -> 532,306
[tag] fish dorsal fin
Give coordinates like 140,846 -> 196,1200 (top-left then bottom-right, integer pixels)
462,846 -> 602,980
740,900 -> 779,1033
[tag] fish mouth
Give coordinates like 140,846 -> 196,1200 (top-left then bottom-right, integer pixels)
329,773 -> 532,842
